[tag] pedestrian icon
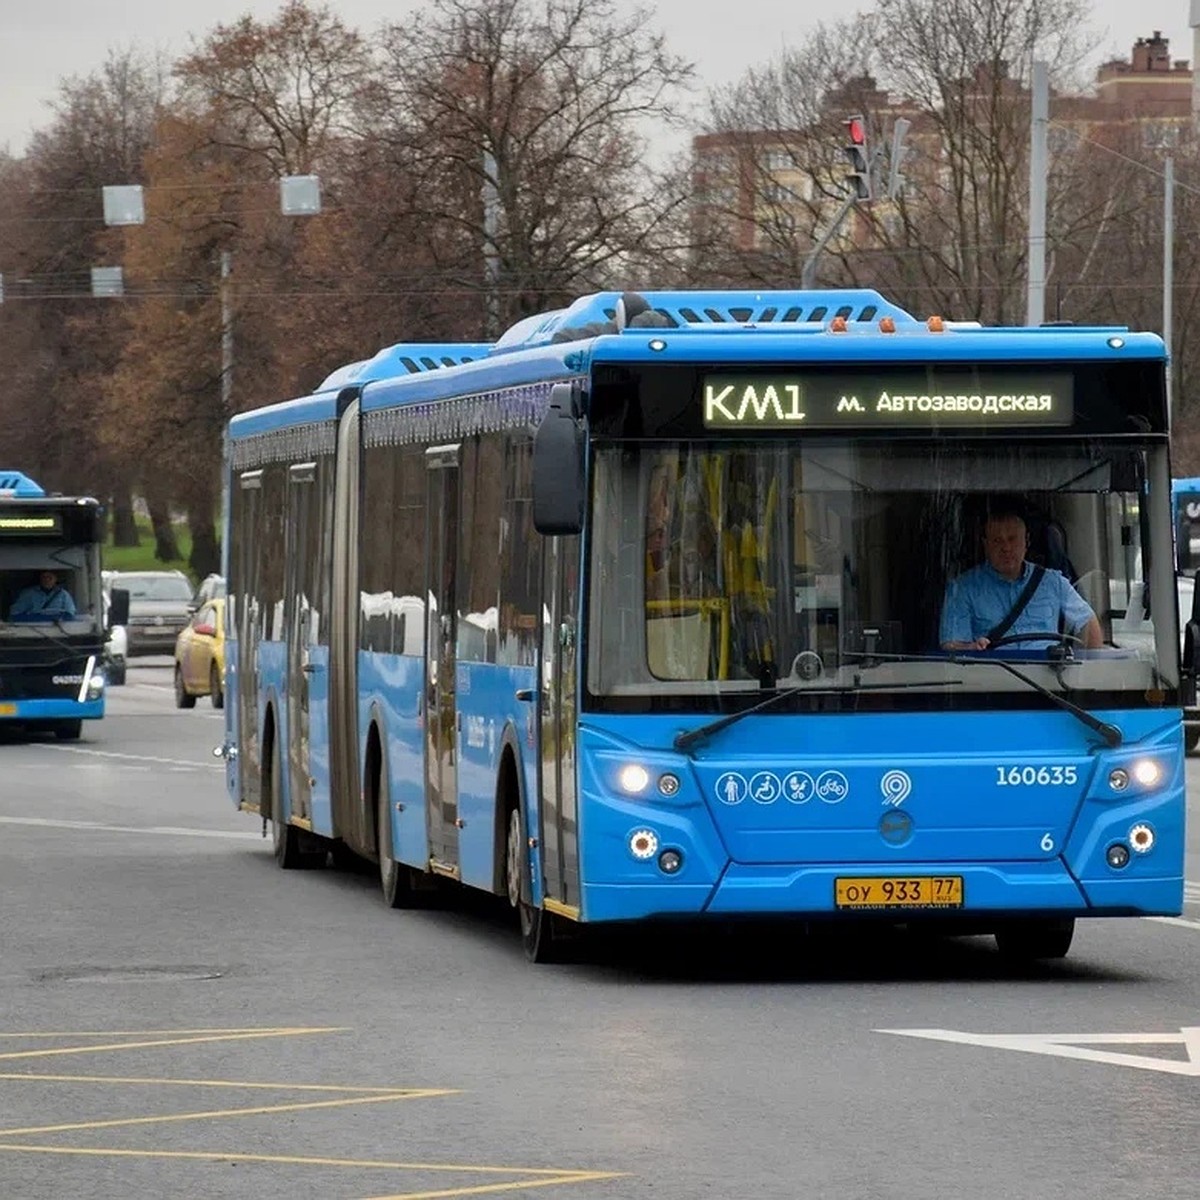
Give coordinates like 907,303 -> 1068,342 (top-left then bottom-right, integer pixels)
715,772 -> 748,806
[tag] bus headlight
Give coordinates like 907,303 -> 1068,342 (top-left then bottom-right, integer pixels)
1130,759 -> 1163,788
618,764 -> 650,794
87,673 -> 105,698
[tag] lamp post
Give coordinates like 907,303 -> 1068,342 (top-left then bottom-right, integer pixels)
1164,153 -> 1175,428
102,176 -> 322,411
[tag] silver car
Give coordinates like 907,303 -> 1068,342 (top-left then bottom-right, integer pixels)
109,570 -> 195,657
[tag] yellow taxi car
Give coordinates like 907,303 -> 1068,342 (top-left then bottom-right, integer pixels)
174,597 -> 225,709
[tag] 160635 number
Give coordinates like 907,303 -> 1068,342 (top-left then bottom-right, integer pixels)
996,766 -> 1078,786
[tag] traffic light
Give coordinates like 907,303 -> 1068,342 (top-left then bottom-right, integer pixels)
843,115 -> 872,201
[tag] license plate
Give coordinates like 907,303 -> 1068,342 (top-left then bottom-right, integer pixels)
0,703 -> 15,716
835,876 -> 963,910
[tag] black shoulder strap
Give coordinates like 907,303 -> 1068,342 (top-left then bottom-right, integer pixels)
986,565 -> 1046,644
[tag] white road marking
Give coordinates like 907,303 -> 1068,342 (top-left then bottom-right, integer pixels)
0,815 -> 259,841
878,1028 -> 1200,1076
43,746 -> 222,771
1147,915 -> 1200,931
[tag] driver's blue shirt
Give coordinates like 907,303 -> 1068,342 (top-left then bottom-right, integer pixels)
9,584 -> 76,620
940,561 -> 1094,647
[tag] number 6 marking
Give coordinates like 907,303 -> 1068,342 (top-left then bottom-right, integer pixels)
1041,833 -> 1055,853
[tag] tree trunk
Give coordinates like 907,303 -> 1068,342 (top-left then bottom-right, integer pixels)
111,486 -> 139,547
187,503 -> 220,580
145,487 -> 180,562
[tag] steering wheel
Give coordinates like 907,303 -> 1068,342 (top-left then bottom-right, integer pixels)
988,631 -> 1080,649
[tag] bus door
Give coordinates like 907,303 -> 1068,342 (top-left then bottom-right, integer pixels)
329,398 -> 362,849
284,461 -> 318,827
538,535 -> 581,910
425,444 -> 460,875
235,469 -> 263,813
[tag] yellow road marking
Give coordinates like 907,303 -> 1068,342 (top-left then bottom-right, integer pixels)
0,1142 -> 624,1179
361,1176 -> 624,1200
0,1090 -> 439,1138
0,1027 -> 338,1038
0,1028 -> 347,1062
0,1028 -> 623,1195
0,1071 -> 433,1093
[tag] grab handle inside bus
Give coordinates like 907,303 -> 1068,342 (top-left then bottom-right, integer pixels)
532,382 -> 586,535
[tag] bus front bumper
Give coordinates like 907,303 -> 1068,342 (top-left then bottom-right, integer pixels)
0,698 -> 104,721
581,861 -> 1184,923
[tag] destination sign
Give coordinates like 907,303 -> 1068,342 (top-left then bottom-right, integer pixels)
701,371 -> 1074,430
0,513 -> 62,535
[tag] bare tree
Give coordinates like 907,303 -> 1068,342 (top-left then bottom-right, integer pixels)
695,0 -> 1098,322
3,49 -> 168,548
375,0 -> 694,332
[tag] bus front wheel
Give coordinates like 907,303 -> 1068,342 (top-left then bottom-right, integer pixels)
994,917 -> 1075,961
1186,726 -> 1199,755
506,806 -> 567,964
53,720 -> 82,741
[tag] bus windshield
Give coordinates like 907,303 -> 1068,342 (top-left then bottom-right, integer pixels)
587,438 -> 1178,710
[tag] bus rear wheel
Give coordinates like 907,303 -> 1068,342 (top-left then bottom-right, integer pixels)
377,771 -> 419,908
1186,726 -> 1199,755
506,806 -> 566,964
994,917 -> 1075,961
267,742 -> 323,869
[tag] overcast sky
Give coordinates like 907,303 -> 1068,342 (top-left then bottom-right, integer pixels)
0,0 -> 1195,154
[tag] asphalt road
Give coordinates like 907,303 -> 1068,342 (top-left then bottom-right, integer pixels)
0,660 -> 1197,1200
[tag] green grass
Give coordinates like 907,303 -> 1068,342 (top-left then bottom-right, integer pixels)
103,518 -> 195,580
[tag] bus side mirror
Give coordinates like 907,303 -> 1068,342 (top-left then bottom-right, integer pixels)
108,587 -> 130,628
532,383 -> 585,535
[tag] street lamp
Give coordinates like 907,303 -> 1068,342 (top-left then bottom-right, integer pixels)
101,176 -> 322,410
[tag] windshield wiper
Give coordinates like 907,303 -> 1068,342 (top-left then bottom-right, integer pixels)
673,679 -> 962,755
842,649 -> 1123,749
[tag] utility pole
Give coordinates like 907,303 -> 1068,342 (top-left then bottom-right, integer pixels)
1026,60 -> 1049,326
482,151 -> 501,339
220,249 -> 233,413
1164,153 -> 1175,427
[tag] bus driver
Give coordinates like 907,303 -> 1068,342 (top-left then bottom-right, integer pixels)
940,506 -> 1102,652
10,570 -> 77,620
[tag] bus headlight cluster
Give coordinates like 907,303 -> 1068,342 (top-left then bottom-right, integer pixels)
616,765 -> 683,798
86,673 -> 105,698
1108,759 -> 1164,793
1105,824 -> 1156,870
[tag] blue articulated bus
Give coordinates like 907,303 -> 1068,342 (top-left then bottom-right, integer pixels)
219,291 -> 1185,961
0,470 -> 125,738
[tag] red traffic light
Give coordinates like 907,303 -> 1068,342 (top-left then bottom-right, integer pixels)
844,116 -> 867,145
